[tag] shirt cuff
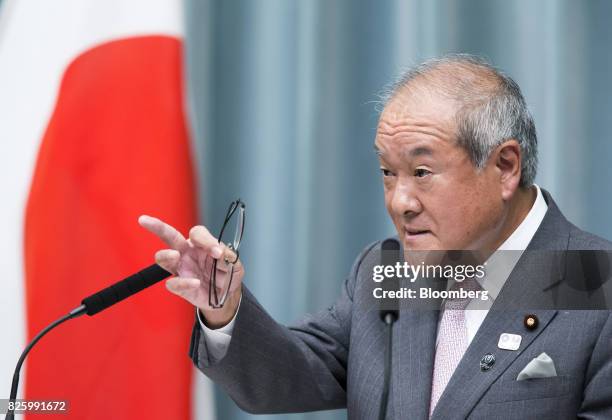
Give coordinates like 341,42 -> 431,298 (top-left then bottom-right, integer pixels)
196,293 -> 242,362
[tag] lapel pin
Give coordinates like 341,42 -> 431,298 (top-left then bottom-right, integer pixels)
498,333 -> 522,351
524,314 -> 539,330
480,353 -> 495,371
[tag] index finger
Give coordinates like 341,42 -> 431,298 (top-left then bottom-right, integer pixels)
139,215 -> 188,252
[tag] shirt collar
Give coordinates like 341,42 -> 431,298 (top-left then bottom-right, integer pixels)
497,184 -> 548,251
477,184 -> 548,301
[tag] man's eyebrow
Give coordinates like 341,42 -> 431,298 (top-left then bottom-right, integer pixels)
374,144 -> 434,158
407,146 -> 433,157
373,144 -> 383,157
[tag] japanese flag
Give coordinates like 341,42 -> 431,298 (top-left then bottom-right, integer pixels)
0,0 -> 214,418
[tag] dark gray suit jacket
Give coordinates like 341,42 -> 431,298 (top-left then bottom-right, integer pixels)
189,190 -> 612,419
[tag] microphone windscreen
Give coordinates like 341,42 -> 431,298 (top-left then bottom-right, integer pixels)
381,238 -> 400,265
81,264 -> 171,316
380,238 -> 401,322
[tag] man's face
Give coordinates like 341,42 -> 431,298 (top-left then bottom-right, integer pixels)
375,89 -> 505,252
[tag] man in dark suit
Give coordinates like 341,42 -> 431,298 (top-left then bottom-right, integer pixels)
140,54 -> 612,419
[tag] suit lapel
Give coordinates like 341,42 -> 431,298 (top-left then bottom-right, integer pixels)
430,309 -> 557,419
431,189 -> 569,418
392,241 -> 442,419
394,309 -> 439,419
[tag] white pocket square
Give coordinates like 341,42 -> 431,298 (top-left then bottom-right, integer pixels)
516,352 -> 557,381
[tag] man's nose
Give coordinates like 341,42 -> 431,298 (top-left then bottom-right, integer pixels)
391,181 -> 423,217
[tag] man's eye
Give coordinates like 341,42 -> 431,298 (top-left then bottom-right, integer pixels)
381,168 -> 394,177
414,168 -> 431,178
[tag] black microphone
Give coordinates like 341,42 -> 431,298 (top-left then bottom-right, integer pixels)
81,263 -> 171,315
378,238 -> 400,420
5,264 -> 171,420
379,238 -> 401,324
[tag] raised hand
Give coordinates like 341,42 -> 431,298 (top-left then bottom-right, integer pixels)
138,215 -> 244,328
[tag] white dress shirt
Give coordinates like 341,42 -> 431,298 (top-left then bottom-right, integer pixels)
200,184 -> 548,361
197,295 -> 241,362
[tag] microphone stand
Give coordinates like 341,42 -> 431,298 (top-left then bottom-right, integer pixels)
378,311 -> 397,420
4,305 -> 86,420
4,263 -> 169,419
378,238 -> 400,420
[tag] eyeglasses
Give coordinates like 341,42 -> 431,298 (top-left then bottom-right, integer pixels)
207,199 -> 246,308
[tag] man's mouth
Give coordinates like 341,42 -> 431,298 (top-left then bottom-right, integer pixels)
404,228 -> 431,237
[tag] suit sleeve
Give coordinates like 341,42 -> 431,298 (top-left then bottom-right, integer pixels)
188,241 -> 378,414
579,312 -> 612,419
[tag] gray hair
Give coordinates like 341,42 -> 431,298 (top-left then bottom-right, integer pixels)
382,54 -> 538,187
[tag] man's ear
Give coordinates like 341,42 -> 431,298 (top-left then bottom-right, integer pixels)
494,139 -> 521,201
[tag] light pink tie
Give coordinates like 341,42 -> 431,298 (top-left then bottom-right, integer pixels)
429,279 -> 480,416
